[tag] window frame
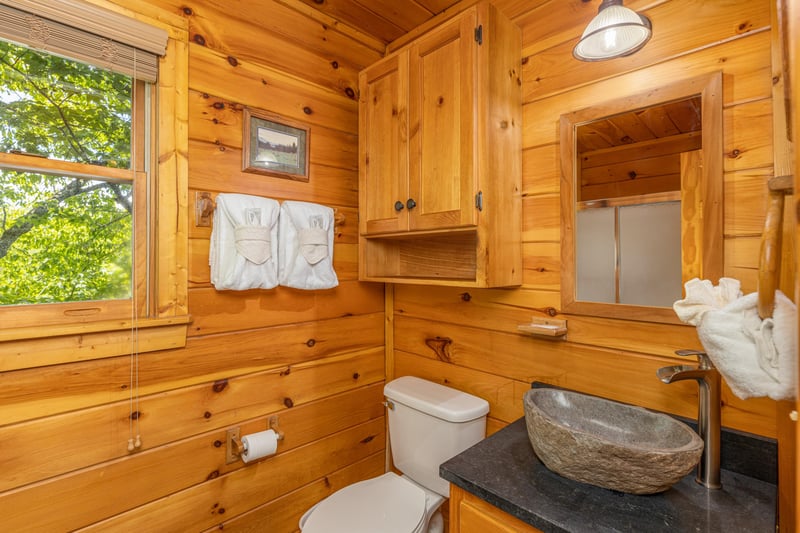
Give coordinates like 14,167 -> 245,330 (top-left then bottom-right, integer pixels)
0,3 -> 189,372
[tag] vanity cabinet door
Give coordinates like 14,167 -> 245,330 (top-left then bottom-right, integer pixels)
359,52 -> 409,236
450,485 -> 544,533
407,9 -> 478,232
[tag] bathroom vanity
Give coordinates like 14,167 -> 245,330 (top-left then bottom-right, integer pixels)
441,418 -> 777,533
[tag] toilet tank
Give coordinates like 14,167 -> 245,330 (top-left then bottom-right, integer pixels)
384,376 -> 489,498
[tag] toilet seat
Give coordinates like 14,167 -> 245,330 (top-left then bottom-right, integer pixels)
300,472 -> 427,533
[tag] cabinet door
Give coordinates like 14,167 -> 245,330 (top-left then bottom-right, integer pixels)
407,9 -> 478,232
359,52 -> 409,235
451,485 -> 544,533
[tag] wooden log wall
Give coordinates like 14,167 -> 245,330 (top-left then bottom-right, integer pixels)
393,0 -> 786,443
1,0 -> 387,530
2,0 -> 793,531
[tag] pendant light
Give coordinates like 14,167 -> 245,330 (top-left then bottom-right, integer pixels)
573,0 -> 652,61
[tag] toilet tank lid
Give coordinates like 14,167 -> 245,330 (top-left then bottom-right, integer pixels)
384,376 -> 489,423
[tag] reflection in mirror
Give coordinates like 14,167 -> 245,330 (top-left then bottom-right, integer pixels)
560,73 -> 723,323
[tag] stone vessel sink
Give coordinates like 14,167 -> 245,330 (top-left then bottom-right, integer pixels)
523,388 -> 703,494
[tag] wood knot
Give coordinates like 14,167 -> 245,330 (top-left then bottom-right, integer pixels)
330,60 -> 339,69
521,56 -> 529,65
212,379 -> 228,393
284,397 -> 294,408
546,307 -> 557,317
425,337 -> 453,363
303,106 -> 313,115
182,6 -> 193,15
345,87 -> 356,99
206,470 -> 220,480
204,411 -> 212,419
437,96 -> 444,105
227,56 -> 239,67
193,34 -> 206,46
306,338 -> 316,347
280,366 -> 291,376
460,292 -> 471,302
728,149 -> 741,158
360,435 -> 375,444
628,171 -> 637,179
212,102 -> 225,110
130,411 -> 141,420
213,440 -> 223,448
353,372 -> 360,380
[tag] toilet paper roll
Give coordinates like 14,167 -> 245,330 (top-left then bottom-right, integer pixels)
241,429 -> 278,463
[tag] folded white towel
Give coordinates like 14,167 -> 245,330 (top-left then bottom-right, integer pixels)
673,278 -> 797,401
210,193 -> 279,290
278,200 -> 338,290
673,277 -> 743,326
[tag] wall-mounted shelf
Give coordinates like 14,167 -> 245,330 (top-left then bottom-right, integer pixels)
518,318 -> 567,338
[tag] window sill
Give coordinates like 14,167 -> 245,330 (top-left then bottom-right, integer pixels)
0,315 -> 191,371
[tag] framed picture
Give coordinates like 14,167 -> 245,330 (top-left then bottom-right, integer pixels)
242,108 -> 309,182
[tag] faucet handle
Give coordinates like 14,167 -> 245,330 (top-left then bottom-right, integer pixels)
675,349 -> 715,369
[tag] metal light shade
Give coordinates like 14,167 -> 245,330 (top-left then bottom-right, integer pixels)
573,0 -> 652,61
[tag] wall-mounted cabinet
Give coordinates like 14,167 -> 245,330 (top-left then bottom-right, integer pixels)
358,2 -> 521,287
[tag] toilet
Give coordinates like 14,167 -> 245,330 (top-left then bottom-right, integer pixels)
299,376 -> 490,533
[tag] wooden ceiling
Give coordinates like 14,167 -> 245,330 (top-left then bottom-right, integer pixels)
576,96 -> 702,153
296,0 -> 461,44
297,0 -> 554,46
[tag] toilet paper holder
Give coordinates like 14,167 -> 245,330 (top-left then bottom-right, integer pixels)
226,416 -> 284,464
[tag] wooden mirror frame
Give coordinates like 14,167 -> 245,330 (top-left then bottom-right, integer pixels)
559,71 -> 723,324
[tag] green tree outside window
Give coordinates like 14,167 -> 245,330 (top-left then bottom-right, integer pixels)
0,39 -> 135,305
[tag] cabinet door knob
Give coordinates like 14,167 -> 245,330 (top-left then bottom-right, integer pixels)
406,198 -> 417,210
394,200 -> 405,211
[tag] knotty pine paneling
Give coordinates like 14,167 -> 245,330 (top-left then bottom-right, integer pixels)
188,280 -> 382,335
205,452 -> 386,532
2,0 -> 386,531
1,349 -> 383,494
81,419 -> 385,532
1,385 -> 384,529
140,0 -> 382,98
1,313 -> 384,426
521,0 -> 771,102
393,4 -> 783,486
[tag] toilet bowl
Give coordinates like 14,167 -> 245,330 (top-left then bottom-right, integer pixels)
298,472 -> 445,533
298,376 -> 489,533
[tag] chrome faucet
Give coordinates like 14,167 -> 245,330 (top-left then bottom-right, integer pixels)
656,349 -> 722,489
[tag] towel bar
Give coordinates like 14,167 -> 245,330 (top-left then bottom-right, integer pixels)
757,174 -> 794,319
193,190 -> 346,229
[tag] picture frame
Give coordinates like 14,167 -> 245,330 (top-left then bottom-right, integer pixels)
242,108 -> 310,182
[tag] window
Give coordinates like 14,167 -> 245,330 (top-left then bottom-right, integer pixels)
0,39 -> 145,311
0,0 -> 189,369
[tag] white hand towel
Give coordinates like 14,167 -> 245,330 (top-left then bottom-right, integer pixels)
673,278 -> 797,401
672,277 -> 743,326
278,200 -> 338,290
209,193 -> 279,290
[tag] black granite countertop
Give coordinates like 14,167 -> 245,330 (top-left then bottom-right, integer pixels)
440,418 -> 777,533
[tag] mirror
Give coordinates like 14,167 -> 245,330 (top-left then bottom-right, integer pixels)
560,72 -> 723,323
